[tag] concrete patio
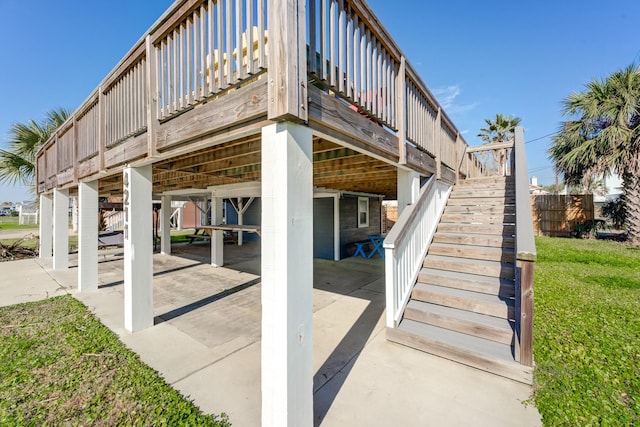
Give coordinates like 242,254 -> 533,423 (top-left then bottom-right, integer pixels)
0,241 -> 541,426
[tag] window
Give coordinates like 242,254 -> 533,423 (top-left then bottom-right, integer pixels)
358,197 -> 369,228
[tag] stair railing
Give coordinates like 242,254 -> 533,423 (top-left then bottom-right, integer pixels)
383,175 -> 452,328
461,141 -> 515,178
513,126 -> 536,366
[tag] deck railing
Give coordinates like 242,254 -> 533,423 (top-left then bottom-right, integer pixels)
383,175 -> 452,327
512,126 -> 535,366
306,0 -> 466,169
461,140 -> 514,178
36,0 -> 467,190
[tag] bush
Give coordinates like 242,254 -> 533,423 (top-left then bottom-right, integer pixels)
602,196 -> 626,229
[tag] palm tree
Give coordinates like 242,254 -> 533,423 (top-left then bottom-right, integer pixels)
549,65 -> 640,244
0,108 -> 70,193
477,113 -> 522,144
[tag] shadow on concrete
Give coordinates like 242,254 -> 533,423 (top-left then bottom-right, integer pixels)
98,261 -> 205,289
154,277 -> 261,323
312,288 -> 385,426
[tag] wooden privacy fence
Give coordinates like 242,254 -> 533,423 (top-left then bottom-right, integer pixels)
531,194 -> 594,237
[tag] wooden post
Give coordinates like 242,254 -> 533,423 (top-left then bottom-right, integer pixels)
237,197 -> 244,246
123,165 -> 153,332
78,180 -> 99,292
396,56 -> 406,164
160,195 -> 172,255
516,259 -> 534,366
210,197 -> 223,267
261,122 -> 313,427
434,107 -> 442,179
267,0 -> 308,122
53,188 -> 69,270
98,86 -> 106,171
146,35 -> 159,157
39,193 -> 53,259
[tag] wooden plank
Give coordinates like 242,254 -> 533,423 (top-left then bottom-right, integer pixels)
76,156 -> 100,179
418,268 -> 515,297
437,223 -> 515,236
404,143 -> 436,176
428,242 -> 514,263
424,254 -> 515,280
156,77 -> 268,150
404,300 -> 514,345
387,323 -> 532,384
411,283 -> 514,320
104,133 -> 148,168
432,232 -> 514,248
308,84 -> 397,159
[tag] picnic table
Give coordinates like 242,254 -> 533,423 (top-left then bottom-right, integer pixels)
353,235 -> 385,259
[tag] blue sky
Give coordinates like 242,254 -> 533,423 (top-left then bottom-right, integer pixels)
1,0 -> 638,202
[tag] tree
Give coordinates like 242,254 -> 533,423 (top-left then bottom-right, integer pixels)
568,176 -> 609,196
0,108 -> 70,193
541,183 -> 564,195
549,65 -> 640,244
477,113 -> 522,144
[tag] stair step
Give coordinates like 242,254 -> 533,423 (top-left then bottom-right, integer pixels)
457,176 -> 514,186
412,282 -> 514,319
451,189 -> 516,198
404,300 -> 514,345
444,204 -> 516,214
429,242 -> 514,262
437,223 -> 515,235
441,212 -> 515,225
432,232 -> 514,248
424,254 -> 515,280
446,197 -> 515,206
418,268 -> 515,297
387,320 -> 532,384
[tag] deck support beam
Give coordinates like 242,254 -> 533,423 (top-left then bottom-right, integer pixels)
53,188 -> 69,270
78,180 -> 99,292
160,195 -> 172,255
261,122 -> 313,427
210,197 -> 224,267
39,193 -> 53,259
123,165 -> 153,332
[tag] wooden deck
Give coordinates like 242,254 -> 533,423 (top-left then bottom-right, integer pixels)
35,0 -> 469,202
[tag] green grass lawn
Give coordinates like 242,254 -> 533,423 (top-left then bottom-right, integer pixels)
534,236 -> 640,426
0,216 -> 38,231
0,296 -> 230,426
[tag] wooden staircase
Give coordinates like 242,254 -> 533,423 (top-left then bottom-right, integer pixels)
387,176 -> 533,384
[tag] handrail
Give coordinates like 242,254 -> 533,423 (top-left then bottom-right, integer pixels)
385,175 -> 436,247
513,125 -> 535,367
514,127 -> 536,261
384,175 -> 452,327
461,140 -> 514,179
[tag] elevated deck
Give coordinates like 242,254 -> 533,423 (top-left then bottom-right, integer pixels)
36,0 -> 469,200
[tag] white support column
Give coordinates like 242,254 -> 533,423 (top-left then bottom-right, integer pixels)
333,194 -> 340,261
53,188 -> 69,270
160,195 -> 172,255
397,169 -> 420,216
210,196 -> 224,267
39,193 -> 53,259
237,197 -> 244,246
123,165 -> 153,332
261,122 -> 313,427
71,196 -> 79,233
78,181 -> 99,292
